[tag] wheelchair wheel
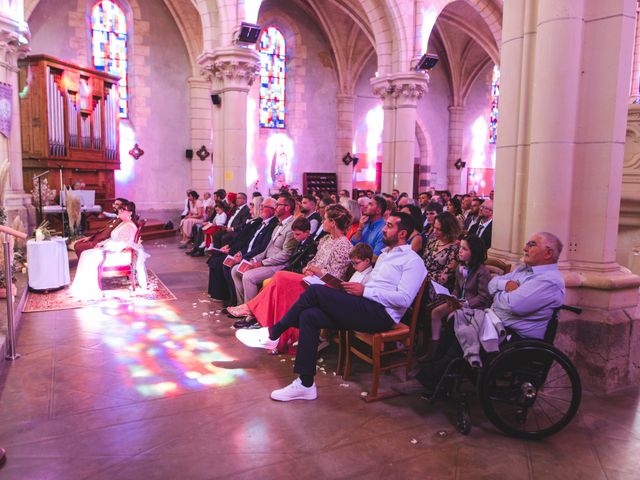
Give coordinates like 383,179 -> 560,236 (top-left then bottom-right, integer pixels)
479,342 -> 581,440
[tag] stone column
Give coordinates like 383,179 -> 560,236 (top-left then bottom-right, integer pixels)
0,26 -> 32,228
187,77 -> 213,193
447,105 -> 465,193
198,46 -> 259,193
335,94 -> 355,194
495,0 -> 640,392
630,3 -> 640,102
371,72 -> 428,196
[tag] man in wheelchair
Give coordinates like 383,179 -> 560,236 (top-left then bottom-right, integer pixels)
393,231 -> 565,396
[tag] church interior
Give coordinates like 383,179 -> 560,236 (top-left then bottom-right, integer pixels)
0,0 -> 639,477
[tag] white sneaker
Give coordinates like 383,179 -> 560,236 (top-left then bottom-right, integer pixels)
199,241 -> 206,248
235,327 -> 278,350
270,378 -> 317,401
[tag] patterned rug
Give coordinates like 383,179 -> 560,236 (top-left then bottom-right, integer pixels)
23,270 -> 176,313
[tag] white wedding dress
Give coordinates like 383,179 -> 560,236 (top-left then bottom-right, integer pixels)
69,221 -> 138,300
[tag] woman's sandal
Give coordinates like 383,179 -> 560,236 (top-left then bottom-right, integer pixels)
226,306 -> 251,318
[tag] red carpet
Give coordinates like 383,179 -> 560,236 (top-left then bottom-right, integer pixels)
23,270 -> 176,313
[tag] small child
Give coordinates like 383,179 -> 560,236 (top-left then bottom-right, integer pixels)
348,243 -> 374,284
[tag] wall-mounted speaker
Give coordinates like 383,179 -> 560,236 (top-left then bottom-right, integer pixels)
186,149 -> 194,160
211,94 -> 221,105
237,22 -> 262,44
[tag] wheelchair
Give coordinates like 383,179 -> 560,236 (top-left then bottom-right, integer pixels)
429,305 -> 582,440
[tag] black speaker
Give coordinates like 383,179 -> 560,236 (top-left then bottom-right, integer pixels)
238,22 -> 262,44
186,149 -> 193,160
211,94 -> 221,105
415,53 -> 439,71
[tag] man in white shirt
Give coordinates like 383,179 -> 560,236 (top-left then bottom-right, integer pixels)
236,211 -> 427,401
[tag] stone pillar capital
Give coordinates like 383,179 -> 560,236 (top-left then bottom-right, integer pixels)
197,47 -> 260,92
370,72 -> 429,106
0,28 -> 30,70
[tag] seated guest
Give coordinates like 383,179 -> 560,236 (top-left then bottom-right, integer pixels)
230,194 -> 298,304
446,197 -> 465,229
348,243 -> 374,284
213,189 -> 228,212
206,199 -> 273,302
350,194 -> 387,255
180,189 -> 194,219
73,198 -> 126,257
357,195 -> 371,216
463,197 -> 482,231
236,212 -> 427,401
226,192 -> 237,215
468,201 -> 493,249
190,192 -> 252,256
200,201 -> 228,249
400,204 -> 424,254
202,192 -> 214,218
394,232 -> 565,396
460,194 -> 472,223
423,202 -> 443,240
311,197 -> 332,242
299,195 -> 322,235
101,197 -> 128,219
423,212 -> 461,302
179,191 -> 204,246
280,217 -> 318,274
227,205 -> 353,335
69,201 -> 139,300
344,198 -> 362,240
217,192 -> 252,245
420,234 -> 492,361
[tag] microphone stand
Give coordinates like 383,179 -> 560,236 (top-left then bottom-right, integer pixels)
33,170 -> 50,225
56,165 -> 67,236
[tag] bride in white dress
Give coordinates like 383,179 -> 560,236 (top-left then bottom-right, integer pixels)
69,202 -> 138,300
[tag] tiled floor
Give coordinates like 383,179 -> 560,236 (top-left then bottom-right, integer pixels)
0,239 -> 639,479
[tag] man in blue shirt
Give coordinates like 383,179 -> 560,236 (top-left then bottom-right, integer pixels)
350,195 -> 387,255
393,231 -> 565,396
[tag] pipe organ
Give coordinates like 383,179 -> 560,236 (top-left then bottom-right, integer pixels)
19,55 -> 121,209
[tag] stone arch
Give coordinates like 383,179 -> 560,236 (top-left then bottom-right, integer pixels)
419,0 -> 501,64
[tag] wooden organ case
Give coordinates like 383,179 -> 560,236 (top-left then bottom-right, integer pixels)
18,55 -> 121,209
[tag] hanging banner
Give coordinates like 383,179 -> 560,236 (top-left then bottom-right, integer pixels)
0,82 -> 12,138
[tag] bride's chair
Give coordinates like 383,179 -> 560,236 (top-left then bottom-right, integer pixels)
98,219 -> 146,291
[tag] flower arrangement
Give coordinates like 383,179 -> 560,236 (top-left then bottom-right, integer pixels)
31,176 -> 56,206
33,220 -> 53,241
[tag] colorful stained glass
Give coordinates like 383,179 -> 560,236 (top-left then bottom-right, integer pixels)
489,64 -> 500,144
258,26 -> 286,129
91,1 -> 128,118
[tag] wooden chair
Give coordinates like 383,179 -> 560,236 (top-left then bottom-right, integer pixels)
484,257 -> 512,276
98,219 -> 146,292
343,280 -> 428,402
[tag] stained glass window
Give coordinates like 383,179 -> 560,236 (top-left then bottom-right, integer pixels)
91,1 -> 128,118
489,64 -> 500,144
258,26 -> 286,129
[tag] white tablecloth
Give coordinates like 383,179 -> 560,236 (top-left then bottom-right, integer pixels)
27,237 -> 70,290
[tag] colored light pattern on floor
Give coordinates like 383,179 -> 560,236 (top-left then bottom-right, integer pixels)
77,301 -> 245,397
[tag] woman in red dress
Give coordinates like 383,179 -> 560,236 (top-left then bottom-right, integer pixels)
228,204 -> 354,353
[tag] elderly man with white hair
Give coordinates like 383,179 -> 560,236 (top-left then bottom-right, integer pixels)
393,231 -> 566,396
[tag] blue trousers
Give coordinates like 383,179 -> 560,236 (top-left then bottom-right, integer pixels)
270,285 -> 394,377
